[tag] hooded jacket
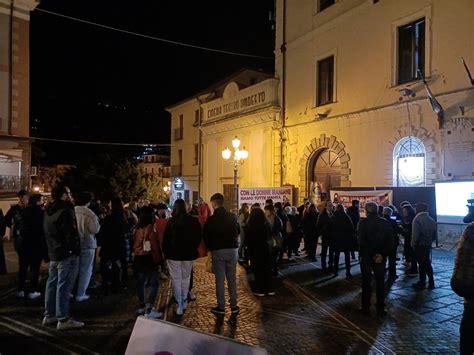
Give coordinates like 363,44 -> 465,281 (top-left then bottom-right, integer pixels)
75,205 -> 100,249
451,223 -> 474,299
44,200 -> 80,262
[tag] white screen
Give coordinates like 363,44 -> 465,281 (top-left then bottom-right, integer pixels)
435,181 -> 474,224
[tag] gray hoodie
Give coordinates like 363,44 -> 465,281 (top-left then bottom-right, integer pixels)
74,205 -> 100,249
411,212 -> 437,248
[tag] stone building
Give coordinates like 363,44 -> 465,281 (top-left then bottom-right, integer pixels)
0,0 -> 39,200
274,0 -> 474,203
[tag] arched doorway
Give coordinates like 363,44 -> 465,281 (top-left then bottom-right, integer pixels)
309,148 -> 341,203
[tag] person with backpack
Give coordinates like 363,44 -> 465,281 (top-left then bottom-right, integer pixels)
133,206 -> 163,318
163,199 -> 201,316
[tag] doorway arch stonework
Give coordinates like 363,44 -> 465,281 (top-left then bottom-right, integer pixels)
298,133 -> 351,202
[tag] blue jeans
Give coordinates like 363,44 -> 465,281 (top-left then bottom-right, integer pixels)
44,256 -> 79,322
76,249 -> 96,297
212,248 -> 238,309
136,270 -> 159,308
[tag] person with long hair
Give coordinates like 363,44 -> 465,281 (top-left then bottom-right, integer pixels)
98,197 -> 128,294
163,199 -> 201,316
133,206 -> 163,318
302,204 -> 319,262
264,204 -> 283,276
245,208 -> 274,296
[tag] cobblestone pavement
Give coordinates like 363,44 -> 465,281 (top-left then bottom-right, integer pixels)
0,240 -> 463,354
159,246 -> 462,354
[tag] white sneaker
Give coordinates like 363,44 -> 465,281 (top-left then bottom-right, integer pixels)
57,319 -> 85,331
42,316 -> 57,326
75,295 -> 90,302
145,308 -> 163,319
137,308 -> 146,316
16,291 -> 25,298
188,291 -> 196,301
28,292 -> 41,300
182,300 -> 188,311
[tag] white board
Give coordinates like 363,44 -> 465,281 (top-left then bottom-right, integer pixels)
125,317 -> 267,355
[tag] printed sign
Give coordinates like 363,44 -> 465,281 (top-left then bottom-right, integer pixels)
239,187 -> 293,207
330,190 -> 393,211
126,317 -> 267,355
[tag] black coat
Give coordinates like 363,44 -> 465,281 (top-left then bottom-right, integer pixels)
99,212 -> 128,260
346,206 -> 360,229
302,211 -> 318,238
163,214 -> 201,261
330,211 -> 355,252
358,214 -> 393,259
44,200 -> 80,262
244,221 -> 272,268
19,205 -> 48,259
203,207 -> 239,251
316,210 -> 331,241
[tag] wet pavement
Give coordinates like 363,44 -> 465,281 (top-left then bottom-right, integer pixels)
0,240 -> 463,354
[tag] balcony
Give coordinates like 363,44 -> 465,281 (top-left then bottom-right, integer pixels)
174,128 -> 183,141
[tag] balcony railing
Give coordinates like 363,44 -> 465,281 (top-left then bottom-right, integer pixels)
174,128 -> 183,141
0,175 -> 23,193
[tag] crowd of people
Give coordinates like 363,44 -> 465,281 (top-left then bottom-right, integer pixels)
0,186 -> 472,353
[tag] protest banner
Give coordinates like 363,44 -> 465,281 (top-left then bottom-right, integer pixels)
330,190 -> 393,211
125,317 -> 267,355
238,187 -> 293,208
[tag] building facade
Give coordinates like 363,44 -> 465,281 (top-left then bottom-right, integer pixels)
274,0 -> 474,203
141,154 -> 171,201
0,0 -> 38,197
167,69 -> 279,207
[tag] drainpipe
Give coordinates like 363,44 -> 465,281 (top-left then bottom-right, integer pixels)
279,0 -> 287,187
8,0 -> 14,135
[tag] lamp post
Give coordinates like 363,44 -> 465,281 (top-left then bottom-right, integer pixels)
222,136 -> 249,214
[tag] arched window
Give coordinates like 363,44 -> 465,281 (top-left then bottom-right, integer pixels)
393,136 -> 426,187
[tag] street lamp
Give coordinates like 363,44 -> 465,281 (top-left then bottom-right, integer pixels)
222,136 -> 248,213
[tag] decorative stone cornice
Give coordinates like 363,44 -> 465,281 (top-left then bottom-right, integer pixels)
0,0 -> 40,20
200,106 -> 280,137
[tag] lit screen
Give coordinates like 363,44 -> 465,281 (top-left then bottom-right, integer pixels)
435,181 -> 474,224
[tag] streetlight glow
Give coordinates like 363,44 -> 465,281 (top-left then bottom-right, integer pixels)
222,147 -> 232,160
232,136 -> 241,149
221,136 -> 248,213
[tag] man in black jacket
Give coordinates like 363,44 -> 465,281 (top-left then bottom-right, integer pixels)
43,185 -> 84,331
5,189 -> 29,296
203,193 -> 240,316
358,202 -> 393,316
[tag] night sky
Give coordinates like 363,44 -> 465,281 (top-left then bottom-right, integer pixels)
30,0 -> 275,164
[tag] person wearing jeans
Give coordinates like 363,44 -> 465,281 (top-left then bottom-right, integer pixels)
163,199 -> 201,316
74,192 -> 100,302
204,193 -> 240,316
45,256 -> 79,321
43,185 -> 84,330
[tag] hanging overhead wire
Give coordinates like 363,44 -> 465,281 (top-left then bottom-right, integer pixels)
35,8 -> 273,60
30,136 -> 171,147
